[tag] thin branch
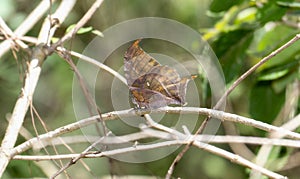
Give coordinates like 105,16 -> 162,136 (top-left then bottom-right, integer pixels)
0,0 -> 55,57
57,47 -> 127,84
13,113 -> 62,178
10,107 -> 300,157
166,32 -> 300,178
14,141 -> 186,161
37,0 -> 76,45
0,0 -> 76,177
13,138 -> 287,179
0,45 -> 47,176
12,125 -> 298,178
143,114 -> 184,137
0,17 -> 28,49
215,33 -> 300,109
251,82 -> 300,178
57,49 -> 108,134
191,140 -> 287,179
49,0 -> 105,54
30,131 -> 300,150
55,49 -> 109,177
50,136 -> 105,179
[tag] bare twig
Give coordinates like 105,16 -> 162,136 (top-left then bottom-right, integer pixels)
17,130 -> 300,150
215,34 -> 300,109
49,0 -> 104,53
14,115 -> 63,178
0,0 -> 75,177
56,49 -> 109,177
12,130 -> 290,179
0,45 -> 47,176
191,140 -> 287,179
48,1 -> 106,176
37,0 -> 76,45
143,114 -> 184,136
57,47 -> 127,84
57,49 -> 108,134
13,127 -> 300,159
50,136 -> 105,179
251,80 -> 300,178
10,107 -> 300,158
0,17 -> 28,49
166,33 -> 300,179
0,0 -> 55,57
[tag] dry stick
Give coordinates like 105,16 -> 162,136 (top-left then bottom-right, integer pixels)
58,50 -> 106,127
0,0 -> 55,57
10,107 -> 300,158
48,0 -> 107,177
50,136 -> 105,179
48,0 -> 104,54
0,0 -> 75,177
12,115 -> 63,178
12,126 -> 300,158
165,33 -> 300,179
0,45 -> 47,177
62,48 -> 127,84
8,105 -> 300,179
30,104 -> 72,176
0,17 -> 28,49
38,0 -> 76,45
0,0 -> 90,176
14,132 -> 300,151
145,113 -> 287,179
251,82 -> 300,179
12,130 -> 289,179
56,50 -> 109,177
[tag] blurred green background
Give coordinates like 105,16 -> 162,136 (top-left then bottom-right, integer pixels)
1,0 -> 300,178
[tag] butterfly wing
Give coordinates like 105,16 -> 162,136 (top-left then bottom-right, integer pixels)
124,39 -> 160,86
124,40 -> 194,109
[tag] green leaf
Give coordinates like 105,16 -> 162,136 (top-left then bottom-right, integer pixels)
51,37 -> 59,43
256,0 -> 290,25
77,26 -> 93,34
0,0 -> 15,20
258,69 -> 289,81
263,39 -> 300,69
66,24 -> 93,34
212,30 -> 253,82
277,1 -> 300,8
92,29 -> 104,37
257,59 -> 300,81
209,0 -> 244,12
250,82 -> 285,123
272,71 -> 299,93
252,25 -> 296,55
66,24 -> 76,33
234,7 -> 257,27
265,146 -> 290,171
248,25 -> 299,71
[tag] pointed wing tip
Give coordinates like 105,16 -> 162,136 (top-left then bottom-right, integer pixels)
133,39 -> 142,46
125,39 -> 143,60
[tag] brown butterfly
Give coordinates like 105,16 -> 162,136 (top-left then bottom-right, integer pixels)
124,39 -> 195,109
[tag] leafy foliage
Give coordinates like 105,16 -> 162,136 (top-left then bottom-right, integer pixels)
205,0 -> 299,125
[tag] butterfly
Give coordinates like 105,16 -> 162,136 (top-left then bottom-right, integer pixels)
124,39 -> 195,109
